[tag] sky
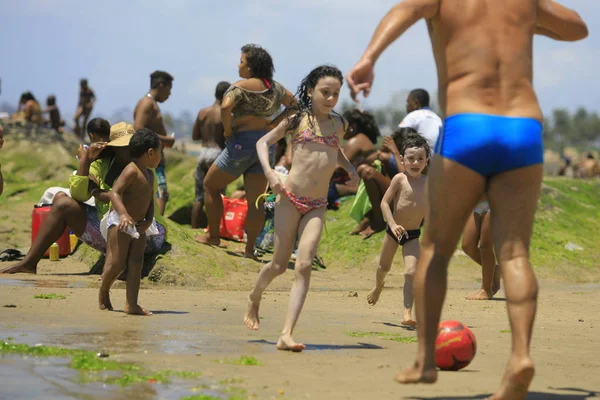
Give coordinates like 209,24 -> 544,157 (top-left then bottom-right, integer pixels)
1,0 -> 598,124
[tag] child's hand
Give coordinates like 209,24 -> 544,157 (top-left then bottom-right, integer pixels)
136,219 -> 153,234
382,136 -> 400,156
266,169 -> 284,195
390,223 -> 407,241
118,213 -> 135,232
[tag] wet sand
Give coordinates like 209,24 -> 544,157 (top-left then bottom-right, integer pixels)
0,258 -> 599,399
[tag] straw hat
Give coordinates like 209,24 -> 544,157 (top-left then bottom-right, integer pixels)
106,122 -> 135,147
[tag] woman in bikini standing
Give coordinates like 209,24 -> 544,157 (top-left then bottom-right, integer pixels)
243,65 -> 358,351
197,44 -> 296,259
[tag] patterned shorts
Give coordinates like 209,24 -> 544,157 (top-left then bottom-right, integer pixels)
156,164 -> 169,199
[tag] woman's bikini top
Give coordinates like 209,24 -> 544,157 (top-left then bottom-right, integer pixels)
291,113 -> 340,149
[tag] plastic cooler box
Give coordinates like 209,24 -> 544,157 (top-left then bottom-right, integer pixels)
32,205 -> 71,257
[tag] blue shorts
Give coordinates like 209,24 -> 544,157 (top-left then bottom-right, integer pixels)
214,130 -> 274,177
435,113 -> 543,177
155,164 -> 168,199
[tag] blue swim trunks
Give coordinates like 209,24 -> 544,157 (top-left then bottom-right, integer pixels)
434,113 -> 543,177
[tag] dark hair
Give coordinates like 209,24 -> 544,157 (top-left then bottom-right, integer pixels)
286,65 -> 346,134
80,79 -> 88,86
241,44 -> 274,83
46,95 -> 56,106
129,128 -> 161,159
343,109 -> 380,144
20,91 -> 36,103
150,71 -> 174,89
400,133 -> 431,157
392,127 -> 419,152
408,88 -> 430,108
215,81 -> 231,101
87,118 -> 110,139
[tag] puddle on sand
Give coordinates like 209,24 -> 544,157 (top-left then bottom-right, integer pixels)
0,355 -> 233,400
0,278 -> 90,289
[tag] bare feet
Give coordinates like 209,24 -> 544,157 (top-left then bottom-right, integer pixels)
367,285 -> 383,305
243,251 -> 260,262
487,357 -> 535,400
195,234 -> 221,247
277,335 -> 306,352
360,226 -> 375,239
394,362 -> 438,384
244,297 -> 260,330
466,288 -> 492,300
350,217 -> 370,235
124,304 -> 152,316
401,309 -> 416,326
0,262 -> 36,274
492,265 -> 501,295
98,289 -> 113,310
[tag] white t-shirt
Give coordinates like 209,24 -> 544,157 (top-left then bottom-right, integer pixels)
398,108 -> 443,150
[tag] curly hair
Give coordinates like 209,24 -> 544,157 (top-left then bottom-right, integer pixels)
241,44 -> 275,84
399,132 -> 431,157
286,65 -> 346,134
343,109 -> 380,144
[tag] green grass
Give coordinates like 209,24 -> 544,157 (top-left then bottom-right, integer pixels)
1,340 -> 201,387
218,355 -> 262,366
345,331 -> 417,343
500,330 -> 512,334
34,293 -> 66,300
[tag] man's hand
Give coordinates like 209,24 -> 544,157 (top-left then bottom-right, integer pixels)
347,58 -> 375,102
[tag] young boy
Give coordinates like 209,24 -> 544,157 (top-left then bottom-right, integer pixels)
366,134 -> 430,326
99,128 -> 162,315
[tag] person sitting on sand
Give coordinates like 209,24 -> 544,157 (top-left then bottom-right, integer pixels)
0,121 -> 166,275
99,128 -> 162,315
44,95 -> 64,133
19,92 -> 43,125
244,65 -> 358,351
367,134 -> 430,327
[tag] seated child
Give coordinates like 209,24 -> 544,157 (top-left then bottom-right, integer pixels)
98,128 -> 162,315
366,134 -> 430,326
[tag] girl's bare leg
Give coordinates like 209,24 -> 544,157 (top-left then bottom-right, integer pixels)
277,206 -> 326,352
244,198 -> 300,330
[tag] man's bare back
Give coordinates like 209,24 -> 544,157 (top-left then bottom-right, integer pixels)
193,104 -> 225,150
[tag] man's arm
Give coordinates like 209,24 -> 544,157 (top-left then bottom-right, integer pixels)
537,0 -> 588,41
347,0 -> 439,100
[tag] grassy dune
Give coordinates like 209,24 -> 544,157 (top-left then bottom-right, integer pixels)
1,125 -> 598,285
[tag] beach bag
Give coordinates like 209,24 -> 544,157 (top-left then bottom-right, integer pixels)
215,195 -> 248,242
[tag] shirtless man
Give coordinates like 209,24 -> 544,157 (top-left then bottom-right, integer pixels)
191,81 -> 230,229
347,1 -> 587,398
74,79 -> 95,139
133,71 -> 176,216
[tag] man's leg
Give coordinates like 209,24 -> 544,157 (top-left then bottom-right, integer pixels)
395,156 -> 485,384
487,164 -> 542,400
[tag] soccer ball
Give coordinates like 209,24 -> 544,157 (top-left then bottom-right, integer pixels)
435,320 -> 477,371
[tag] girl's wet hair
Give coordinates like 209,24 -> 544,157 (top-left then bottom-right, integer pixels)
286,65 -> 345,134
343,109 -> 380,144
241,44 -> 275,84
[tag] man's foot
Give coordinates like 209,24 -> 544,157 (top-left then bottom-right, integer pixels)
360,226 -> 376,239
492,265 -> 502,295
350,217 -> 370,235
244,297 -> 260,330
487,357 -> 535,400
277,335 -> 306,352
394,362 -> 438,384
0,262 -> 36,274
367,285 -> 383,305
466,288 -> 492,300
124,304 -> 152,316
195,234 -> 221,247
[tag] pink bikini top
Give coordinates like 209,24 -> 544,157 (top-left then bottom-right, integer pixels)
291,114 -> 340,149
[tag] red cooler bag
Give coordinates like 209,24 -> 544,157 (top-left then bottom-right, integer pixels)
207,196 -> 248,242
32,205 -> 71,257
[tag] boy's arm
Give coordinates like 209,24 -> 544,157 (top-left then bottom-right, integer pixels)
381,175 -> 407,238
137,174 -> 155,233
106,165 -> 136,230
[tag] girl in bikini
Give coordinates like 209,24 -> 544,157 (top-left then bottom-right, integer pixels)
243,65 -> 358,351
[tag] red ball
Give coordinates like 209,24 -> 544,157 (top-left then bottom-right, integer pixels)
435,320 -> 477,371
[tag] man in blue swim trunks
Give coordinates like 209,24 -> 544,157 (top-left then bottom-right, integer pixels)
347,1 -> 587,398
